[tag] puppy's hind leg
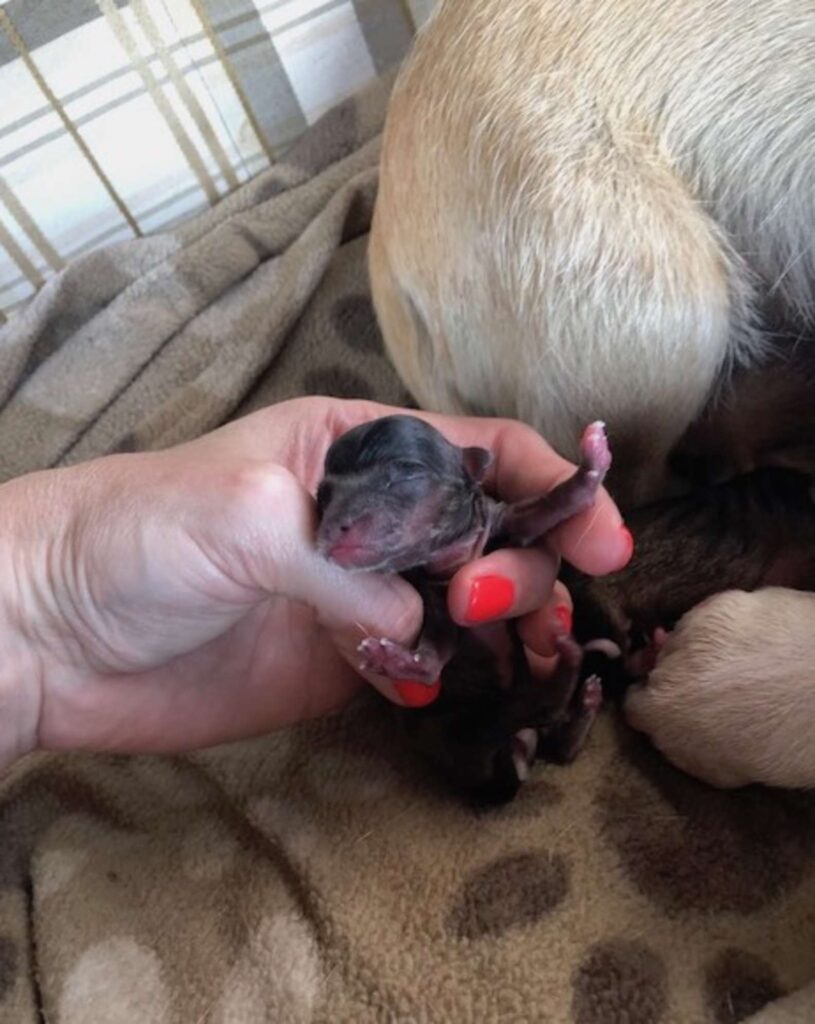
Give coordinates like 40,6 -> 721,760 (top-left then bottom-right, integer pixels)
537,675 -> 604,766
528,638 -> 604,765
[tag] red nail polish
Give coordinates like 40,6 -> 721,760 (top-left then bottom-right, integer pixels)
553,604 -> 572,635
466,575 -> 515,623
396,679 -> 441,707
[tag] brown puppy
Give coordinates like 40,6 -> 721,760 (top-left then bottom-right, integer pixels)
369,0 -> 815,787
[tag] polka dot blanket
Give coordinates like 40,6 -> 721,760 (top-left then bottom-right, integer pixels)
1,72 -> 814,1024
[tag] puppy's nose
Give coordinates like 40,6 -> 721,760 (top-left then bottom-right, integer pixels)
322,516 -> 375,567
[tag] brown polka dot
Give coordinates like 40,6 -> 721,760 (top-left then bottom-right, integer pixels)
447,851 -> 569,940
0,768 -> 129,890
331,294 -> 383,354
572,939 -> 667,1024
598,727 -> 815,914
19,256 -> 132,383
284,97 -> 359,175
0,936 -> 18,1001
302,367 -> 373,400
704,948 -> 784,1023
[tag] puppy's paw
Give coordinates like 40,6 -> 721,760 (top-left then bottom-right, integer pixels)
511,728 -> 538,782
357,637 -> 440,683
624,588 -> 815,789
580,421 -> 612,480
624,627 -> 670,678
537,673 -> 604,765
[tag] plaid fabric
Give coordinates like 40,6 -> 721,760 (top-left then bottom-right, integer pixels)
0,0 -> 432,322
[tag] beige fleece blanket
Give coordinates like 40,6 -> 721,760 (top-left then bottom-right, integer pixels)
1,72 -> 814,1024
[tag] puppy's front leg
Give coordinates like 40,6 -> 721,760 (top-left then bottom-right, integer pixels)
625,588 -> 815,789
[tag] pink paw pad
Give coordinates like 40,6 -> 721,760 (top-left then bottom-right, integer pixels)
580,421 -> 612,478
357,637 -> 436,683
582,674 -> 603,713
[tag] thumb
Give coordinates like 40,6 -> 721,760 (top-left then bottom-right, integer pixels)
283,545 -> 424,653
288,548 -> 429,708
232,464 -> 425,701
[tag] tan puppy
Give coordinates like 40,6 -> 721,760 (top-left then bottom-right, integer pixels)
369,0 -> 815,787
626,590 -> 815,790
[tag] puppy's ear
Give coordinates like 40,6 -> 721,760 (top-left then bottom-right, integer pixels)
462,446 -> 493,483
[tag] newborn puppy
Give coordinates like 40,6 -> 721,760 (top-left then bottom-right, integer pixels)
316,414 -> 610,804
626,588 -> 815,789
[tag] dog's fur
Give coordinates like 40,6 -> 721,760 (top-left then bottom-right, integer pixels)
625,589 -> 815,789
369,0 -> 815,787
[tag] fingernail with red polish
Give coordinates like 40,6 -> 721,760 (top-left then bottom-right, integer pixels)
396,679 -> 441,707
466,575 -> 516,623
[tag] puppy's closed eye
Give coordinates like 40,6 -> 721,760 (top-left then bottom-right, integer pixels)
382,461 -> 431,489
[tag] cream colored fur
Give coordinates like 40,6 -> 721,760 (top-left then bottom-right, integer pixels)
371,0 -> 815,502
626,590 -> 815,790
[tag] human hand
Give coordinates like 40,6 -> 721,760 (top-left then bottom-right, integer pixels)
0,397 -> 631,769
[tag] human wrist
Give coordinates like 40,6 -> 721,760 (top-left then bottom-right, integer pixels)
0,520 -> 43,769
0,630 -> 42,771
0,472 -> 56,771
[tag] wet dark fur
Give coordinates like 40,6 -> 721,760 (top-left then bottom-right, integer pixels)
401,620 -> 593,805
